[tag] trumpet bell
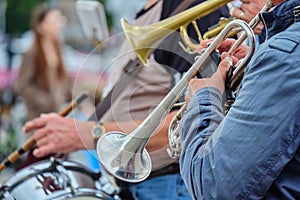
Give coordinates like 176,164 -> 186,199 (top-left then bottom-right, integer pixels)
97,131 -> 151,182
121,18 -> 173,66
121,19 -> 149,66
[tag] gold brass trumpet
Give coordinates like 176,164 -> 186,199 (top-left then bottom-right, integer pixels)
97,19 -> 256,183
121,0 -> 231,66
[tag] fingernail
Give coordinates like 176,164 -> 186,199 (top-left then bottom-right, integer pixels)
225,56 -> 233,67
33,149 -> 40,157
23,123 -> 29,132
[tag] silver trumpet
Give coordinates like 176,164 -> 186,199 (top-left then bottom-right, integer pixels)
97,19 -> 257,183
167,0 -> 274,160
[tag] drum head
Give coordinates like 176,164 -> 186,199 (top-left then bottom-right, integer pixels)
0,159 -> 118,200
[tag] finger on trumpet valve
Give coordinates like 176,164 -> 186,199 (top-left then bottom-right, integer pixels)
225,56 -> 233,68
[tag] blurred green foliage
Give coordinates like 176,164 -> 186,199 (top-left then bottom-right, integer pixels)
6,0 -> 46,35
99,0 -> 113,29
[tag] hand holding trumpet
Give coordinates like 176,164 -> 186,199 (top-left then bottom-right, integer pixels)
239,0 -> 266,22
185,39 -> 249,107
230,0 -> 266,35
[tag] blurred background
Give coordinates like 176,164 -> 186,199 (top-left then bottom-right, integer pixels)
0,0 -> 146,181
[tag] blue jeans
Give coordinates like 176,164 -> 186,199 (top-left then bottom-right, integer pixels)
127,173 -> 191,200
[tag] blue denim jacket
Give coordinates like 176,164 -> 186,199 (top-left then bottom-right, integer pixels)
179,0 -> 300,199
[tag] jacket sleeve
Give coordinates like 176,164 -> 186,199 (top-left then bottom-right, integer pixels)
13,53 -> 54,111
179,35 -> 300,199
179,87 -> 224,199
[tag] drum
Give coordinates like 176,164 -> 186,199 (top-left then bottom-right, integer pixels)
0,158 -> 119,200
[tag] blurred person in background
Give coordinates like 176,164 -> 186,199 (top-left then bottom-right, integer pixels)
13,4 -> 71,169
13,4 -> 71,123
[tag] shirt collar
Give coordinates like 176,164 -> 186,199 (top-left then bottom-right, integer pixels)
261,0 -> 300,39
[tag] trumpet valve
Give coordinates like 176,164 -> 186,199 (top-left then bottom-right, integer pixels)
167,141 -> 181,160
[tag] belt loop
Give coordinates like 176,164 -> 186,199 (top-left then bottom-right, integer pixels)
294,5 -> 300,23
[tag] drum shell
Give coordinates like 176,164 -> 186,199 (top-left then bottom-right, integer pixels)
0,159 -> 116,200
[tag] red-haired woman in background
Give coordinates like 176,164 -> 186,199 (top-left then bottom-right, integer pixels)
14,4 -> 71,123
